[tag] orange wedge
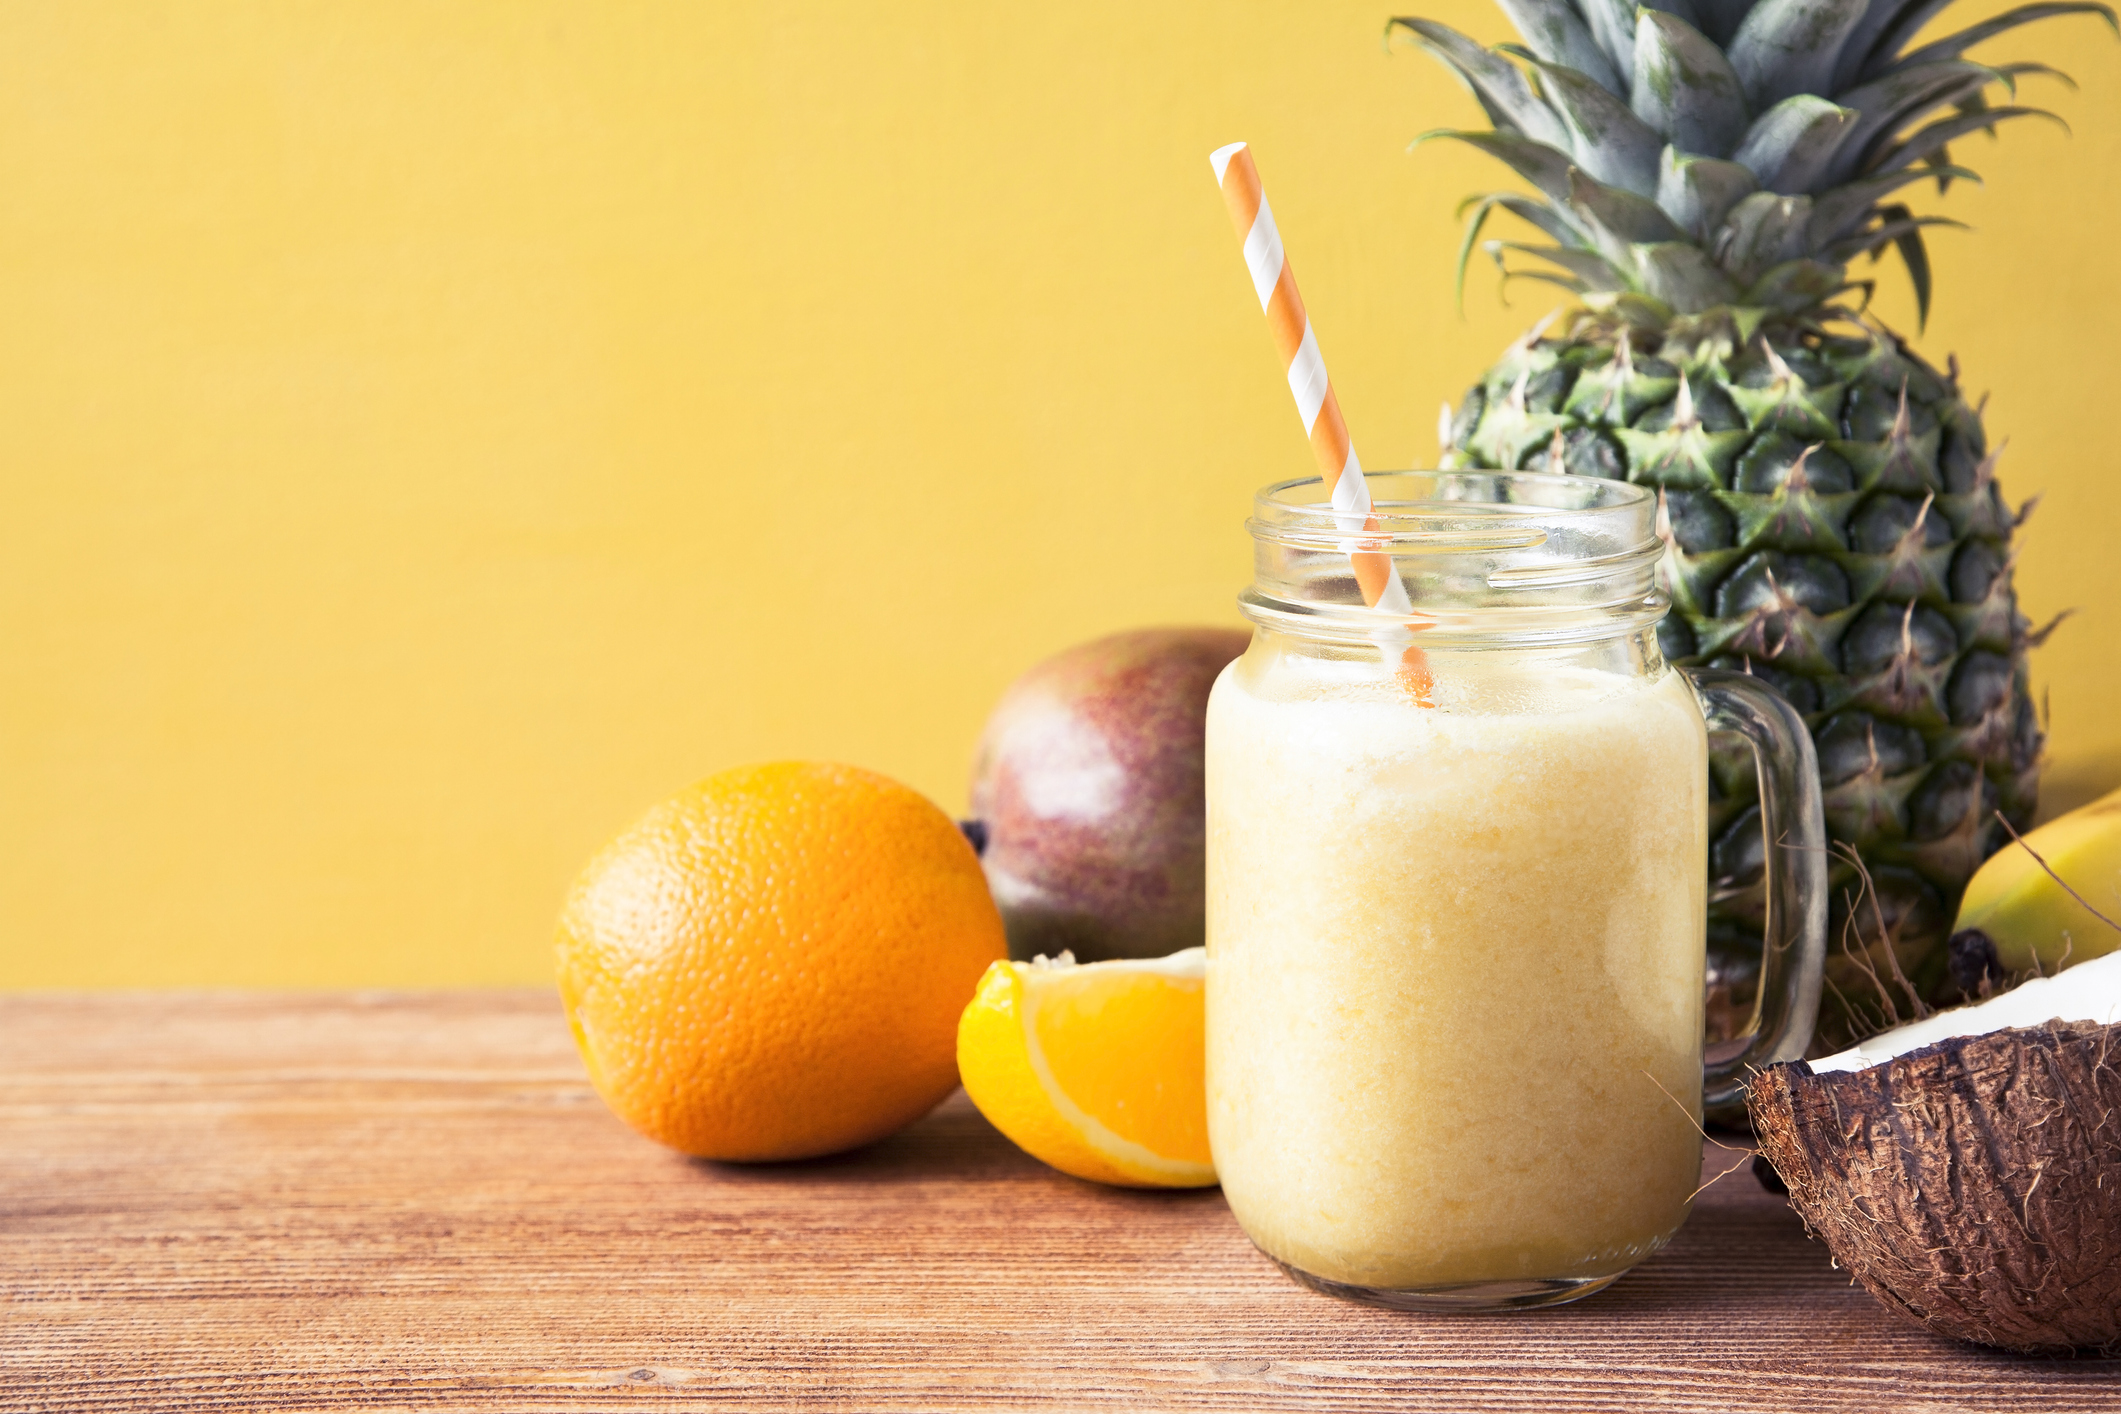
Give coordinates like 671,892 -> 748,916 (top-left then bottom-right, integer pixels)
956,948 -> 1214,1188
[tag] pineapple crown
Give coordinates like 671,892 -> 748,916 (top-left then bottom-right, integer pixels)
1394,0 -> 2115,329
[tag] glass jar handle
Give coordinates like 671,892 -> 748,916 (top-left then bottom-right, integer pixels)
1683,668 -> 1827,1112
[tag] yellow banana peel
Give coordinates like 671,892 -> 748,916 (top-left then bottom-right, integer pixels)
1954,784 -> 2121,980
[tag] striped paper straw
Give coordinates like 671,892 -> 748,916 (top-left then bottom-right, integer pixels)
1210,141 -> 1431,701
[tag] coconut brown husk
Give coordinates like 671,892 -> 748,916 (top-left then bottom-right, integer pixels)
1750,1020 -> 2121,1355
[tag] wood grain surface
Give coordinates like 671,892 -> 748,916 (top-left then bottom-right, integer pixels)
4,990 -> 2118,1413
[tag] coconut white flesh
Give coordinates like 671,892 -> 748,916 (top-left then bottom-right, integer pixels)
1809,951 -> 2121,1075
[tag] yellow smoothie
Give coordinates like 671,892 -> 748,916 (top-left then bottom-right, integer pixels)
1204,648 -> 1708,1291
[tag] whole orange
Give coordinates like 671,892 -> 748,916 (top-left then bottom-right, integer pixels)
555,761 -> 1006,1161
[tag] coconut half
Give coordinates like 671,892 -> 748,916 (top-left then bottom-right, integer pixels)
1749,952 -> 2121,1355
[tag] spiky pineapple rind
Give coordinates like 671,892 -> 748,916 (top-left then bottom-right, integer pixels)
1443,310 -> 2041,1047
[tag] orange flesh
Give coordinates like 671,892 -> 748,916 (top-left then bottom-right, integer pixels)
1032,972 -> 1211,1167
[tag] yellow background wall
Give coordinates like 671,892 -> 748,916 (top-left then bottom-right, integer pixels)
3,1 -> 2116,987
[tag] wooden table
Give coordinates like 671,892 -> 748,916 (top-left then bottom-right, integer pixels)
5,992 -> 2118,1412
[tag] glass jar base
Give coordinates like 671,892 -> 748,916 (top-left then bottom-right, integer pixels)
1272,1258 -> 1624,1313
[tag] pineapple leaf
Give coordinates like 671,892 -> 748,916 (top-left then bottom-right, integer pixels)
1631,10 -> 1754,159
1635,242 -> 1744,310
1567,167 -> 1691,253
1833,0 -> 1959,93
1657,149 -> 1761,240
1490,240 -> 1631,289
1533,61 -> 1667,195
1719,192 -> 1816,283
1728,0 -> 1871,110
1742,258 -> 1857,314
1877,3 -> 2116,78
1825,211 -> 1969,264
1829,207 -> 1966,326
1454,199 -> 1510,314
1807,164 -> 1981,244
1489,0 -> 1624,92
1388,19 -> 1569,149
1577,0 -> 1646,84
1991,61 -> 2077,91
1830,61 -> 2008,183
1453,193 -> 1583,309
1732,95 -> 1858,192
1872,105 -> 2067,174
1413,129 -> 1577,203
1582,290 -> 1683,330
1498,269 -> 1593,301
1455,189 -> 1581,242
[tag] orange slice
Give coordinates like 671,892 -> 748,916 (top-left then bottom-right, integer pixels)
956,948 -> 1214,1188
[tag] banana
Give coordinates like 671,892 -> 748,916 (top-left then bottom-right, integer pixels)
1951,784 -> 2121,989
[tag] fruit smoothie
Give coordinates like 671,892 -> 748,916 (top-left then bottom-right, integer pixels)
1204,650 -> 1708,1291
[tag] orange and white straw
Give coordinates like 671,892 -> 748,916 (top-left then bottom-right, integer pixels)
1211,141 -> 1431,699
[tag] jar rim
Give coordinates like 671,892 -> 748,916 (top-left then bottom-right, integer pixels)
1250,469 -> 1655,545
1241,470 -> 1668,648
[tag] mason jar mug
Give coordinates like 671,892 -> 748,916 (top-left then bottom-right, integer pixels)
1204,470 -> 1826,1312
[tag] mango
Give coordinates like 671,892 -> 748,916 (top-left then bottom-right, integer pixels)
967,627 -> 1248,963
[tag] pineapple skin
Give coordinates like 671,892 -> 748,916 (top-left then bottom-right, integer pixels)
1444,314 -> 2043,1049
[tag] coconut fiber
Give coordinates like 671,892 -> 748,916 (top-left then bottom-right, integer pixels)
1750,1021 -> 2121,1355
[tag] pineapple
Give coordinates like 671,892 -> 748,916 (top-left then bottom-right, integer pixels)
1396,0 -> 2109,1048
